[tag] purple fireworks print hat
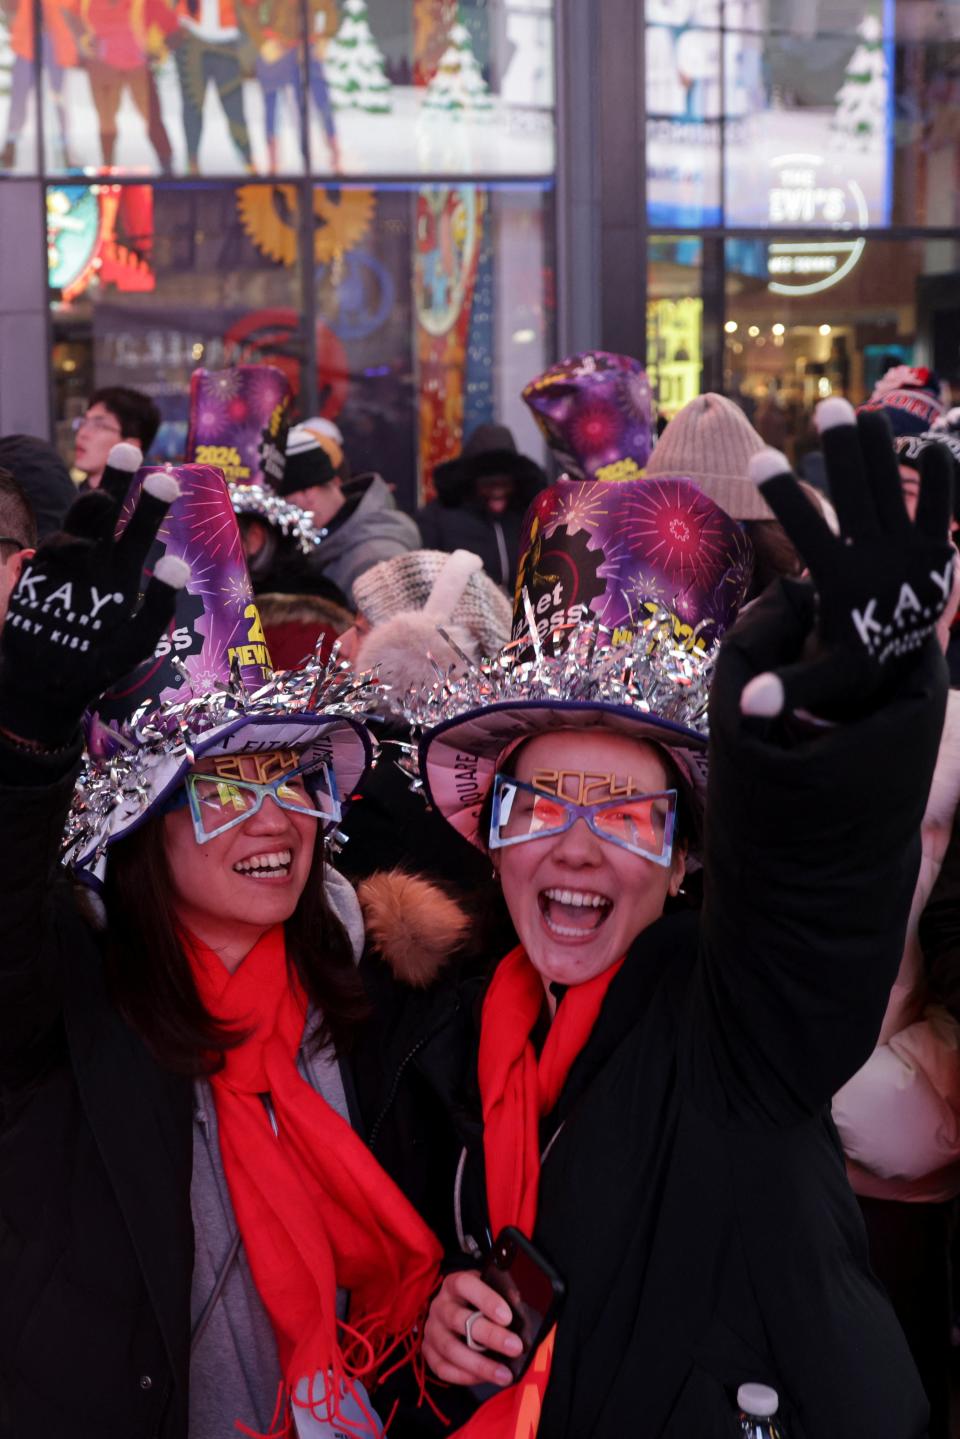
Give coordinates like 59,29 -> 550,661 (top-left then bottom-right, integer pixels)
87,463 -> 271,756
522,350 -> 654,482
186,364 -> 292,486
512,474 -> 753,655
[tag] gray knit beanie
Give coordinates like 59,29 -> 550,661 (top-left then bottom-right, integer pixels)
646,393 -> 772,521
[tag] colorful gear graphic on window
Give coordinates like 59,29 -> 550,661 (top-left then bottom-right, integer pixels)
236,185 -> 376,267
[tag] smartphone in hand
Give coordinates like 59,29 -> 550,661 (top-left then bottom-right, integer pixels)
479,1227 -> 565,1381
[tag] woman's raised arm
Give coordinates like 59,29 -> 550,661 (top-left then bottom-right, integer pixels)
687,404 -> 954,1123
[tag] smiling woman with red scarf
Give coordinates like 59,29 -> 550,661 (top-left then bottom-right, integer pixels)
407,399 -> 957,1439
0,466 -> 440,1439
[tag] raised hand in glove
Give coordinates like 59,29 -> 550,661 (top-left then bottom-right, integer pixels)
741,398 -> 955,719
0,463 -> 189,748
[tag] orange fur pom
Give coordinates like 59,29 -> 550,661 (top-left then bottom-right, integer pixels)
357,870 -> 470,988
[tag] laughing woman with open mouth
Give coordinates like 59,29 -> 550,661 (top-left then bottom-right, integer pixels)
412,402 -> 957,1439
0,466 -> 441,1439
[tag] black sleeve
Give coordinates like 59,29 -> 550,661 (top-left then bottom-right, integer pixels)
415,505 -> 442,550
684,582 -> 948,1125
918,810 -> 960,1025
0,738 -> 83,1086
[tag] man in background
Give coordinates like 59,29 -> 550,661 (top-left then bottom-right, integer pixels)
0,469 -> 36,629
274,424 -> 420,607
73,386 -> 160,489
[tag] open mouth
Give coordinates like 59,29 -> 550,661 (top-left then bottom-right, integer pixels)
538,887 -> 612,940
233,848 -> 293,880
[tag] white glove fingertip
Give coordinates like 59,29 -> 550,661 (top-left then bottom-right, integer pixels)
153,554 -> 190,590
741,672 -> 785,718
107,442 -> 142,473
814,397 -> 857,433
143,472 -> 182,504
748,449 -> 791,487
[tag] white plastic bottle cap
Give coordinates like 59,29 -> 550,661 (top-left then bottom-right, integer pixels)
738,1384 -> 779,1418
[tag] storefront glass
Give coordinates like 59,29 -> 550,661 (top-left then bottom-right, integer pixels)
48,177 -> 555,509
0,0 -> 554,178
2,2 -> 555,506
723,234 -> 960,469
645,1 -> 960,468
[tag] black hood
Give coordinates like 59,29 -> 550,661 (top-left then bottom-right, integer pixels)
0,434 -> 77,540
432,446 -> 548,512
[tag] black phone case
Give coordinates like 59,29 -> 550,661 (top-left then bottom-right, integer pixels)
479,1226 -> 566,1381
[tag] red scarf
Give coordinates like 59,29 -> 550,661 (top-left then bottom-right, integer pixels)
453,946 -> 624,1439
186,927 -> 442,1435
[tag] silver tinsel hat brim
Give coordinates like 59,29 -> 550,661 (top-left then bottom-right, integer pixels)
228,482 -> 327,553
404,606 -> 716,849
65,647 -> 383,878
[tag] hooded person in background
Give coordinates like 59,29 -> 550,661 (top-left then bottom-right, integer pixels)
0,433 -> 76,539
73,386 -> 161,489
0,468 -> 36,628
271,424 -> 420,608
417,424 -> 548,595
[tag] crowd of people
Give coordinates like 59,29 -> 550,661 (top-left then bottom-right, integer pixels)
1,351 -> 960,1439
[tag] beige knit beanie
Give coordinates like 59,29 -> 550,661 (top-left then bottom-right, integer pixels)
646,393 -> 773,521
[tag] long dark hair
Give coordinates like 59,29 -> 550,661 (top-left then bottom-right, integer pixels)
102,818 -> 369,1076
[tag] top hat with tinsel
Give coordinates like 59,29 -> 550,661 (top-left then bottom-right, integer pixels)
66,461 -> 375,883
411,354 -> 753,850
521,350 -> 654,483
186,363 -> 292,486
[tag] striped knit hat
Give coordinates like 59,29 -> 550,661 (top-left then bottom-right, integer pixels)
645,392 -> 771,521
272,423 -> 337,498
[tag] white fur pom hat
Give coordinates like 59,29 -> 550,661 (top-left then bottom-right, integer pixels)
354,549 -> 513,694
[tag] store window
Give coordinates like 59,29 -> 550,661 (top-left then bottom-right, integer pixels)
0,0 -> 42,173
49,178 -> 555,511
647,235 -> 704,422
723,235 -> 960,472
0,1 -> 555,178
49,181 -> 307,465
645,1 -> 722,227
642,2 -> 960,233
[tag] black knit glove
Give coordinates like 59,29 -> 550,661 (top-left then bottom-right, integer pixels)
0,465 -> 189,747
741,399 -> 955,719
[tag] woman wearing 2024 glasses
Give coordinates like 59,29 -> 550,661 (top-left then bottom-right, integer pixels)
406,381 -> 957,1438
0,460 -> 442,1439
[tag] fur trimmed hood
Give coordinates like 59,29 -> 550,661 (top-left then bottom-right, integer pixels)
357,869 -> 470,988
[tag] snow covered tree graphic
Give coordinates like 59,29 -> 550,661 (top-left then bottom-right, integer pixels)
833,14 -> 888,149
326,0 -> 393,114
0,15 -> 13,101
422,18 -> 494,117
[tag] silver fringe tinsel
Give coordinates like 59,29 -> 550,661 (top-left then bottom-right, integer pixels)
228,482 -> 326,553
395,607 -> 717,787
64,645 -> 384,868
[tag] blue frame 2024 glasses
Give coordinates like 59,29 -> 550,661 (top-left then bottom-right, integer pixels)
181,760 -> 342,844
489,774 -> 677,868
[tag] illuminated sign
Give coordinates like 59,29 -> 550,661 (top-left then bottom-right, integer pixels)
765,153 -> 867,295
647,297 -> 703,417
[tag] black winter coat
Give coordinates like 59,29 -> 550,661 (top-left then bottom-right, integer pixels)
357,590 -> 950,1439
0,750 -> 460,1438
0,757 -> 194,1438
416,455 -> 546,594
